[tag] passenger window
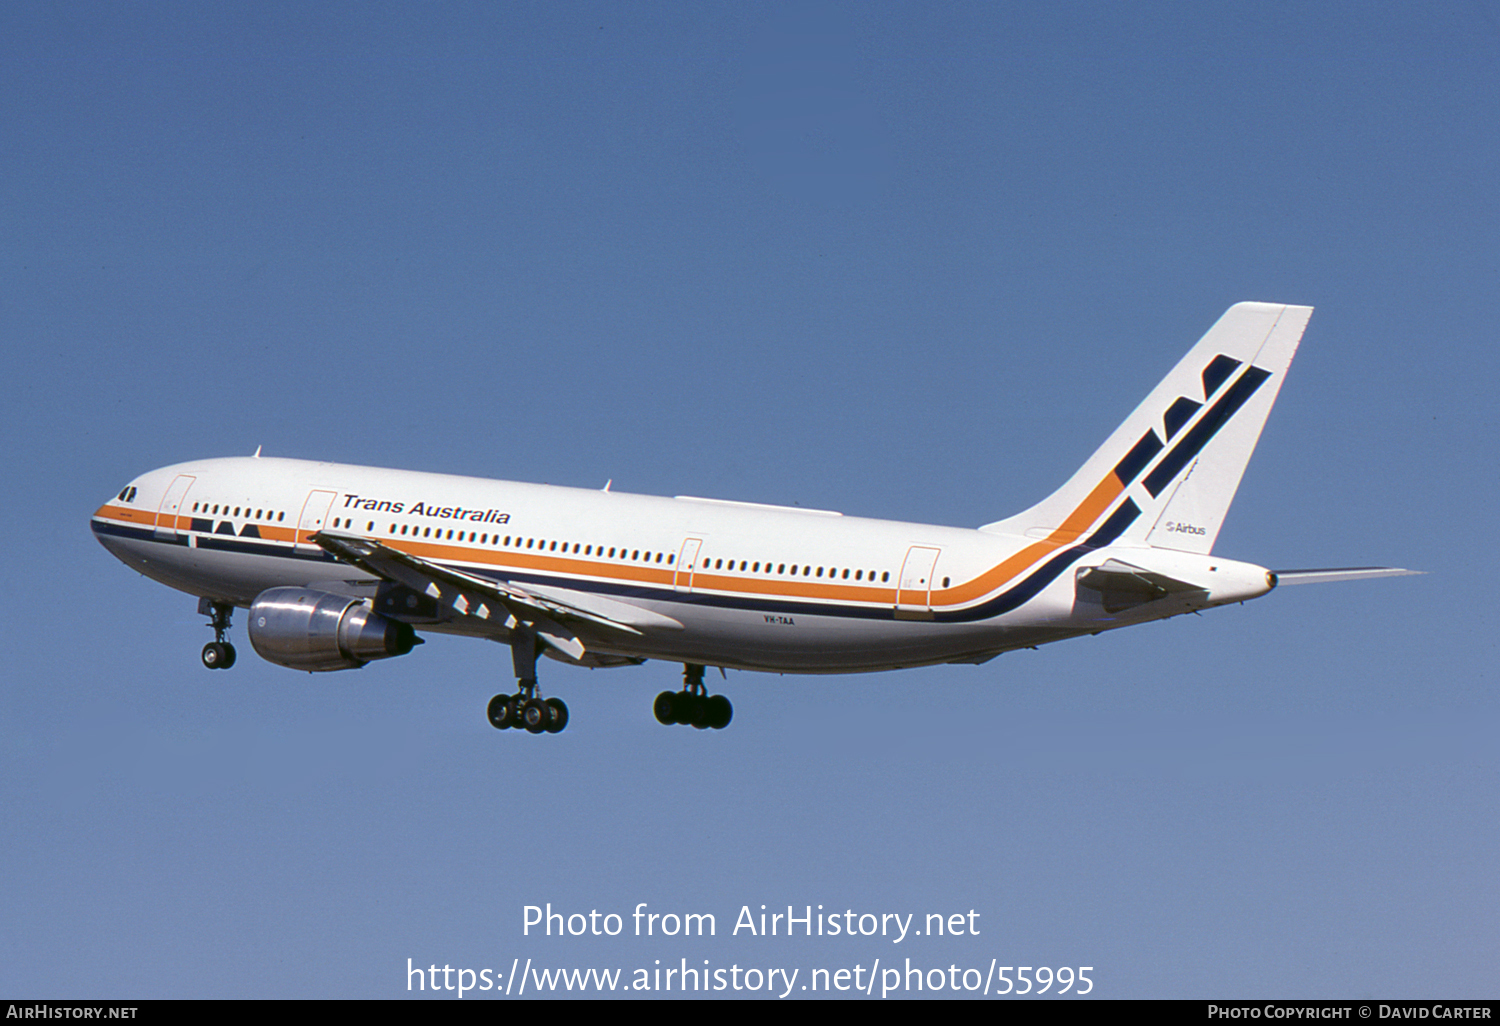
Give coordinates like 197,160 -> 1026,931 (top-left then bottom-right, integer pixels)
882,571 -> 890,582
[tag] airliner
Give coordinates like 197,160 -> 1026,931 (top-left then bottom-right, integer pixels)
92,303 -> 1413,735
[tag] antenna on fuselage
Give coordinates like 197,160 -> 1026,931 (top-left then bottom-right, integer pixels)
602,479 -> 612,492
253,445 -> 262,458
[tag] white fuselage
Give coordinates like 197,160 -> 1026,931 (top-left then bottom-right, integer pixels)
92,455 -> 1273,675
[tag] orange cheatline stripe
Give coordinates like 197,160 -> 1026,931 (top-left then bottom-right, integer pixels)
94,503 -> 151,524
96,472 -> 1127,613
930,472 -> 1124,606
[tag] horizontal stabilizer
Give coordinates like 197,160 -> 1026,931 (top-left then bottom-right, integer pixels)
1076,558 -> 1204,613
1272,567 -> 1422,586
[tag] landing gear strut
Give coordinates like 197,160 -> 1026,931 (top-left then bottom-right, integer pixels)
487,624 -> 568,734
198,597 -> 236,669
655,663 -> 732,730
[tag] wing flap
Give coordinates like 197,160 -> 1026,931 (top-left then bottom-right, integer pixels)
311,533 -> 662,658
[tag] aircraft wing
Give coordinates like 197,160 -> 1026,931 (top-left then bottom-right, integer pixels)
311,531 -> 678,660
1272,567 -> 1422,585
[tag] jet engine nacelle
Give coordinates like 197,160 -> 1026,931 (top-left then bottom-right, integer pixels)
248,587 -> 420,671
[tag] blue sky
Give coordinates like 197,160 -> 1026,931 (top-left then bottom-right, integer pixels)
2,1 -> 1496,998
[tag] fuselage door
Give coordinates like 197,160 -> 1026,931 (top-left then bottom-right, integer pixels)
153,474 -> 196,539
295,489 -> 339,552
674,538 -> 703,593
895,545 -> 941,620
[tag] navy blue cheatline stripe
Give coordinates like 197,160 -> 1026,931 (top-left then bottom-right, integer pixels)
934,497 -> 1142,623
1142,365 -> 1272,497
1201,354 -> 1241,398
91,520 -> 189,546
1163,397 -> 1201,440
91,519 -> 339,561
96,496 -> 1139,626
1113,432 -> 1164,486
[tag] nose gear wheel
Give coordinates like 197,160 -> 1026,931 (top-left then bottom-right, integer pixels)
199,598 -> 237,670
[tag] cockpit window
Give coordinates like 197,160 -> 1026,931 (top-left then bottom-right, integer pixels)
116,486 -> 137,503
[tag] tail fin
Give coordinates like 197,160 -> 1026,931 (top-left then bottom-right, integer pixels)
981,302 -> 1312,555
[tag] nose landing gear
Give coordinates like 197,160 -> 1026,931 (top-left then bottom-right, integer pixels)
199,597 -> 236,670
654,663 -> 732,730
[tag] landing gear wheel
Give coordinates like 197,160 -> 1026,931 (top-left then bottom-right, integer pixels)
686,693 -> 710,729
705,694 -> 733,730
544,697 -> 569,734
522,698 -> 550,734
507,695 -> 527,729
487,693 -> 516,730
654,691 -> 679,725
200,599 -> 235,669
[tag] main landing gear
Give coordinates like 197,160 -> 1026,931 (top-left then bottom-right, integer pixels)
199,597 -> 236,670
487,624 -> 568,735
655,663 -> 732,730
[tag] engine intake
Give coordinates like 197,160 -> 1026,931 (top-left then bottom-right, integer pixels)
248,587 -> 420,671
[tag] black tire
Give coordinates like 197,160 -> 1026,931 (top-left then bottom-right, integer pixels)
487,693 -> 514,730
219,643 -> 236,669
653,691 -> 678,725
522,698 -> 549,734
544,697 -> 569,734
507,696 -> 526,729
685,693 -> 709,729
706,694 -> 733,730
201,642 -> 225,669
